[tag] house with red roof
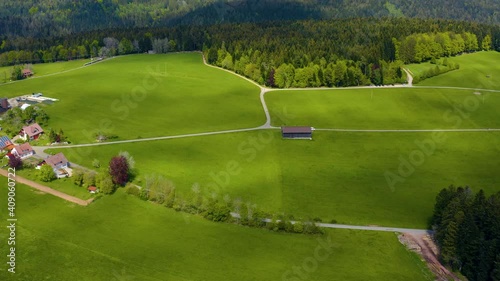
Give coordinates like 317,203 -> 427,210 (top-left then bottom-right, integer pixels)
12,143 -> 35,159
22,69 -> 33,78
20,123 -> 44,141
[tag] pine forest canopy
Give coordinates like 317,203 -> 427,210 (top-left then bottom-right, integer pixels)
1,0 -> 500,38
1,17 -> 499,88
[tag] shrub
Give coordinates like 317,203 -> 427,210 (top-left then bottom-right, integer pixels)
38,164 -> 56,182
73,169 -> 84,186
8,156 -> 22,169
293,221 -> 304,233
125,184 -> 140,196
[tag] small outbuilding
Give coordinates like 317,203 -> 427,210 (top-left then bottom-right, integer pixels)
87,186 -> 98,194
22,69 -> 33,78
281,126 -> 313,140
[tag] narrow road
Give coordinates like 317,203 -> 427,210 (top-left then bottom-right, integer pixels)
35,127 -> 272,150
315,128 -> 500,133
201,53 -> 273,128
316,223 -> 430,235
0,57 -> 115,87
0,169 -> 92,206
232,213 -> 430,234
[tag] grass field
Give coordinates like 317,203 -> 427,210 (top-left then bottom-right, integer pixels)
406,51 -> 500,89
266,87 -> 500,129
0,185 -> 432,281
0,59 -> 89,83
0,53 -> 264,143
15,169 -> 94,200
49,129 -> 500,228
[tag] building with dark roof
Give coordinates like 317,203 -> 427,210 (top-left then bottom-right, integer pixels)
281,127 -> 313,139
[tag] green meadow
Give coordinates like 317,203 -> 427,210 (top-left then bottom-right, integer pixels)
50,130 -> 500,228
0,185 -> 432,281
1,51 -> 499,280
0,53 -> 264,143
407,51 -> 500,89
266,87 -> 500,129
0,59 -> 89,83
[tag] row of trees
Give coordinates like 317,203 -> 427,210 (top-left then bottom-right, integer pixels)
208,46 -> 406,87
412,59 -> 460,84
431,186 -> 500,281
395,31 -> 491,63
0,35 -> 177,65
0,18 -> 499,85
126,176 -> 324,234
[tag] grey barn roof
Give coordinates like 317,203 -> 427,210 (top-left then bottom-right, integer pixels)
281,126 -> 312,134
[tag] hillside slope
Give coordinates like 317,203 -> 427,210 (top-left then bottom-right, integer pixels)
0,0 -> 499,38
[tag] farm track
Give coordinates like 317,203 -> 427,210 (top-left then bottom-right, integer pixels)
0,169 -> 93,206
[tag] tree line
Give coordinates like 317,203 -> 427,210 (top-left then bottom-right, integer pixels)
395,31 -> 491,63
1,18 -> 499,87
2,0 -> 500,39
431,186 -> 500,281
125,174 -> 324,235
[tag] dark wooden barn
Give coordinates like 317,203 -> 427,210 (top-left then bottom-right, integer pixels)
281,126 -> 313,139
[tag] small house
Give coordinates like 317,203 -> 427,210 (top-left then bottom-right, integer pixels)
87,186 -> 98,194
20,123 -> 44,141
22,69 -> 33,78
11,143 -> 35,159
281,127 -> 313,140
37,152 -> 70,178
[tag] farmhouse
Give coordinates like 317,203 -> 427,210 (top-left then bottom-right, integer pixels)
281,126 -> 313,139
0,136 -> 14,151
12,143 -> 35,159
22,69 -> 33,78
20,123 -> 44,141
37,152 -> 70,178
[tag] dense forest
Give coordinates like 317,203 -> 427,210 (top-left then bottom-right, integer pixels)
431,186 -> 500,281
1,0 -> 500,39
1,17 -> 499,87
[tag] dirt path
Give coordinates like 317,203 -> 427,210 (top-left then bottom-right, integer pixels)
400,233 -> 461,281
403,68 -> 414,86
0,169 -> 93,206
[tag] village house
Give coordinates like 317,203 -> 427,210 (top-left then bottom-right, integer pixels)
37,152 -> 70,178
20,123 -> 44,141
11,143 -> 35,159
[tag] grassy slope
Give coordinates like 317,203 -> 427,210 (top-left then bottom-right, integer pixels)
0,186 -> 432,281
50,130 -> 500,228
266,87 -> 500,129
0,53 -> 264,143
407,51 -> 500,89
15,169 -> 94,200
0,59 -> 90,83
